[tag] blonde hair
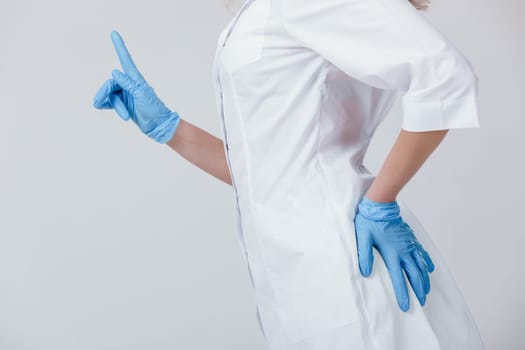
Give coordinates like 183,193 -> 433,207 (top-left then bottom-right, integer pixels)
224,0 -> 431,12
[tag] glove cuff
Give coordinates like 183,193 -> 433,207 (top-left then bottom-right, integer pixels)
357,196 -> 401,221
146,111 -> 181,144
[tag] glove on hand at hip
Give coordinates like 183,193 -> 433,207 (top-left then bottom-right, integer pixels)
354,195 -> 435,312
93,30 -> 180,144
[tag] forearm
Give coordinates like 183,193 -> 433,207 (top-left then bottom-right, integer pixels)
166,119 -> 232,186
365,128 -> 449,202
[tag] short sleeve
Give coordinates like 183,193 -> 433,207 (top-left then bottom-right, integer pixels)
282,0 -> 481,132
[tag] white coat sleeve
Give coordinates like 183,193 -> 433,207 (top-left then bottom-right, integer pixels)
282,0 -> 481,132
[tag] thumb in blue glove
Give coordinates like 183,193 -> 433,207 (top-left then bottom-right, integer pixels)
353,195 -> 435,312
93,30 -> 180,144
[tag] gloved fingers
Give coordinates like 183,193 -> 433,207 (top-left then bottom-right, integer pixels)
93,78 -> 131,121
109,93 -> 130,121
412,249 -> 431,295
402,256 -> 427,307
385,257 -> 410,312
112,69 -> 141,93
355,228 -> 374,277
110,30 -> 146,84
93,79 -> 120,109
417,244 -> 435,273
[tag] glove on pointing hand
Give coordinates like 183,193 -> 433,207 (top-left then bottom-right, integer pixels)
93,30 -> 180,144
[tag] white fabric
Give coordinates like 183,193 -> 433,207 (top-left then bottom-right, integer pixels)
211,0 -> 485,349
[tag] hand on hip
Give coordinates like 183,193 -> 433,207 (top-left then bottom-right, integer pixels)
353,196 -> 435,312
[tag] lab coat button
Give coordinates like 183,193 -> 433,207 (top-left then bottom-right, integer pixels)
226,143 -> 230,150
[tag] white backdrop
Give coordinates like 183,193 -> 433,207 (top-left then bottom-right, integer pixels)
2,0 -> 524,349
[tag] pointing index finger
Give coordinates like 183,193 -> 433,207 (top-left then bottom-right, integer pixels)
110,30 -> 145,83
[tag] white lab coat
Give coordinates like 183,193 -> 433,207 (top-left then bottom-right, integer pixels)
211,0 -> 486,349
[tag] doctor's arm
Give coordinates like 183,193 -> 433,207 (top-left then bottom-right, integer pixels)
354,125 -> 453,313
93,31 -> 233,186
282,0 -> 480,311
166,119 -> 233,186
365,128 -> 448,203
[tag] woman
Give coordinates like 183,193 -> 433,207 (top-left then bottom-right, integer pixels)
93,0 -> 486,348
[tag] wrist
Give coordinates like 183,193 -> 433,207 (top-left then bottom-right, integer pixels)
357,195 -> 401,221
364,187 -> 397,203
146,111 -> 181,144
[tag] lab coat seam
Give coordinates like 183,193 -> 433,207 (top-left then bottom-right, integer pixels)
214,0 -> 277,342
316,61 -> 376,350
228,2 -> 290,345
217,0 -> 255,276
228,4 -> 272,210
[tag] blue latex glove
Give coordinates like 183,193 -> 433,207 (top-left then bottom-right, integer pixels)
353,195 -> 435,312
93,30 -> 181,144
